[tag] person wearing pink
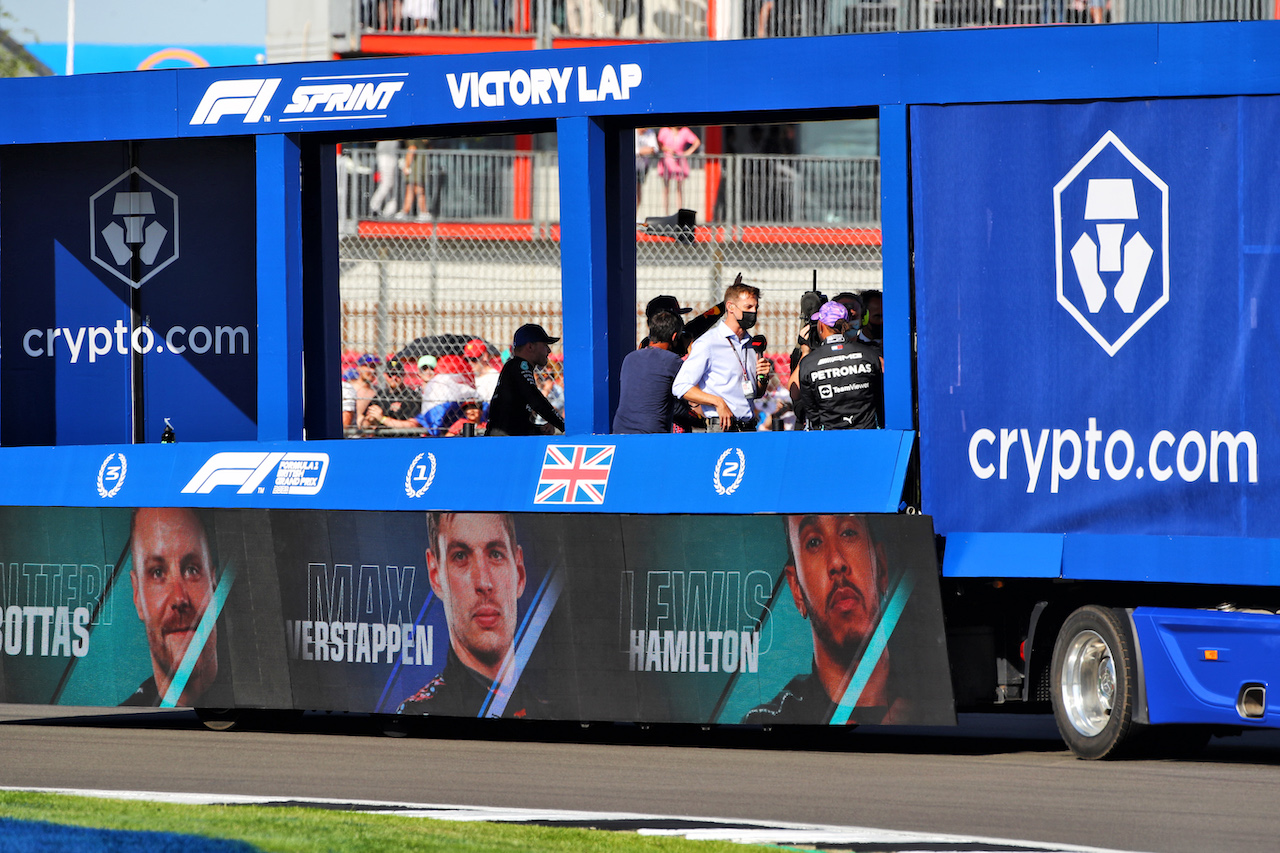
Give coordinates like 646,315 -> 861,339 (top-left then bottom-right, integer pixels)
657,126 -> 701,213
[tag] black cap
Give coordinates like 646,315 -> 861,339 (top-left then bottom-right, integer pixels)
645,295 -> 693,319
513,323 -> 560,347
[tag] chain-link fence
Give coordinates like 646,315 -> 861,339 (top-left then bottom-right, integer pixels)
347,0 -> 1272,41
338,140 -> 882,434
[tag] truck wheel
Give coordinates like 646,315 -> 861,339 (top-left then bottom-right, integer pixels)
1051,606 -> 1137,759
195,707 -> 242,731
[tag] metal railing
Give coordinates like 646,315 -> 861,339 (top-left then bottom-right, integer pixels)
339,147 -> 881,229
348,0 -> 1272,40
337,143 -> 883,435
352,0 -> 708,40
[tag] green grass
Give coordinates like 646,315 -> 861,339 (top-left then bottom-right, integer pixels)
0,791 -> 771,853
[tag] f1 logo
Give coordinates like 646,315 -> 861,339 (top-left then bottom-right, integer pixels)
190,79 -> 281,125
1054,131 -> 1169,357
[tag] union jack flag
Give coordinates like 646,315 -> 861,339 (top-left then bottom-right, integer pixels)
534,445 -> 615,505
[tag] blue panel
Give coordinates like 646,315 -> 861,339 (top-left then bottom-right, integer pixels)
52,243 -> 132,445
7,25 -> 1280,146
557,117 -> 610,435
1134,607 -> 1280,727
0,70 -> 178,144
941,532 -> 1063,579
136,138 -> 259,443
0,430 -> 912,512
256,135 -> 303,442
1064,535 -> 1280,586
880,104 -> 911,431
51,242 -> 132,440
914,97 -> 1279,538
0,143 -> 135,446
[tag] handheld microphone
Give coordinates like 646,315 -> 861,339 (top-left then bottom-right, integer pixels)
751,335 -> 769,395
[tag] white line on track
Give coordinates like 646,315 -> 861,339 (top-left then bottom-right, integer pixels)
1,786 -> 1154,853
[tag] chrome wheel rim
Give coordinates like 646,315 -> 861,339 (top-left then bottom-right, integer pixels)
1060,629 -> 1116,737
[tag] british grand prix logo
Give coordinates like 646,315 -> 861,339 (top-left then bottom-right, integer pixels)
1054,132 -> 1168,356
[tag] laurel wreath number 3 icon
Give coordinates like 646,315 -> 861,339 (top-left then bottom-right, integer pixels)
97,453 -> 127,499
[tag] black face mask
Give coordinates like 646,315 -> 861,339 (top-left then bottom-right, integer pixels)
738,310 -> 758,331
865,321 -> 883,338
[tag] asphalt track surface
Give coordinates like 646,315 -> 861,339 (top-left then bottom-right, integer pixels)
3,705 -> 1280,853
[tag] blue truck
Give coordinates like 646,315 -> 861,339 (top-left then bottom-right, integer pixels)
0,22 -> 1278,758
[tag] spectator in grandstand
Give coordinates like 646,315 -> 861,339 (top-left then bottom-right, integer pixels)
758,371 -> 795,431
417,354 -> 438,385
857,290 -> 883,348
672,275 -> 772,431
742,514 -> 908,725
636,127 -> 659,211
399,512 -> 547,717
122,508 -> 223,707
398,138 -> 432,221
757,0 -> 808,37
657,126 -> 701,213
403,0 -> 440,30
792,300 -> 882,430
446,398 -> 487,436
361,357 -> 425,432
487,324 -> 566,436
345,354 -> 382,426
368,139 -> 402,218
377,0 -> 405,30
541,354 -> 566,419
342,367 -> 358,429
418,354 -> 478,436
613,311 -> 691,434
465,339 -> 501,404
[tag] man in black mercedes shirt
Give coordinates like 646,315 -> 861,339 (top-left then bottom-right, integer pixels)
792,300 -> 883,430
486,324 -> 566,436
743,514 -> 909,725
121,507 -> 220,707
398,512 -> 546,717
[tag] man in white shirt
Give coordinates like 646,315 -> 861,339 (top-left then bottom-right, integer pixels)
672,277 -> 772,431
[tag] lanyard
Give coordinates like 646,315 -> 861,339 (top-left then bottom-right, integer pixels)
725,333 -> 752,380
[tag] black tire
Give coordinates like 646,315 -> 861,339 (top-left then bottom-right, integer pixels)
1050,605 -> 1137,759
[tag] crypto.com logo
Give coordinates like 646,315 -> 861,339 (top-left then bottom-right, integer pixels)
1054,131 -> 1169,357
89,168 -> 179,289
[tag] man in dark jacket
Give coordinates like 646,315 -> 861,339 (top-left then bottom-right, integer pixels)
612,311 -> 690,434
486,324 -> 566,436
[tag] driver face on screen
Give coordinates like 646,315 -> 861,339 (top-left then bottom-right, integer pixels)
130,507 -> 219,703
427,513 -> 526,680
785,514 -> 887,662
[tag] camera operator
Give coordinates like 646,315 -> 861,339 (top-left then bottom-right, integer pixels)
793,301 -> 883,430
788,287 -> 828,421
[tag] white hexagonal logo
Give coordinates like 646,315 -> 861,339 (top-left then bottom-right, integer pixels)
89,167 -> 179,289
1054,131 -> 1168,357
